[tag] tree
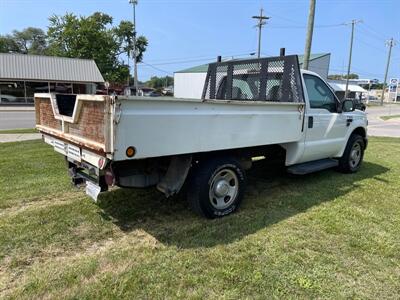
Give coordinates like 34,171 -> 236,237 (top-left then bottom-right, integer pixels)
0,27 -> 47,54
328,73 -> 359,80
146,76 -> 174,89
47,12 -> 148,83
345,73 -> 359,79
0,35 -> 19,53
113,20 -> 148,63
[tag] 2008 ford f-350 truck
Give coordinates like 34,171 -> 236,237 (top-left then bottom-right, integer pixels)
34,55 -> 368,218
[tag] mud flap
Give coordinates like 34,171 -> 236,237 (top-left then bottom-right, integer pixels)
86,181 -> 101,202
157,155 -> 192,198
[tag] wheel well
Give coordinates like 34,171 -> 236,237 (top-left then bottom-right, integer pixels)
351,127 -> 367,149
352,127 -> 366,138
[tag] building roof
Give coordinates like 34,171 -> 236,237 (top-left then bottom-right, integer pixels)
175,53 -> 330,73
328,82 -> 367,93
0,53 -> 104,83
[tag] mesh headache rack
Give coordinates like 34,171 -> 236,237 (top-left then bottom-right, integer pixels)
202,55 -> 304,103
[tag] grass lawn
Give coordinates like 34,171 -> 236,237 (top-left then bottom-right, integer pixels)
0,138 -> 399,299
0,128 -> 37,134
380,114 -> 400,121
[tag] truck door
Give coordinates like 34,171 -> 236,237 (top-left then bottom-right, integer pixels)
301,73 -> 348,162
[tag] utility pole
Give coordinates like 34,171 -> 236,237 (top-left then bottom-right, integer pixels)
381,38 -> 396,105
344,19 -> 362,99
303,0 -> 316,70
129,0 -> 139,95
127,53 -> 130,87
252,8 -> 270,58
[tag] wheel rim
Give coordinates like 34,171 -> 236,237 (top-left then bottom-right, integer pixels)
209,169 -> 239,210
349,142 -> 362,168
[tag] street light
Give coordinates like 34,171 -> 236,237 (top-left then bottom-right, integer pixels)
129,0 -> 138,95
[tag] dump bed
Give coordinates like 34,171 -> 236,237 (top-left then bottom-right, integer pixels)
35,94 -> 113,156
112,96 -> 304,161
35,55 -> 306,163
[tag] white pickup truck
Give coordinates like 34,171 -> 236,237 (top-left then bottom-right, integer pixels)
35,55 -> 368,218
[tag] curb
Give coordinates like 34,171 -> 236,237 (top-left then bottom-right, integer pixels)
0,133 -> 42,143
0,107 -> 35,112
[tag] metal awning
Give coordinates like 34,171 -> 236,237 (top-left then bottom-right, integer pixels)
328,82 -> 367,93
0,53 -> 104,83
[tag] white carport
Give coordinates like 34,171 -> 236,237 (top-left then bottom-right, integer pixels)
328,81 -> 367,101
328,82 -> 367,93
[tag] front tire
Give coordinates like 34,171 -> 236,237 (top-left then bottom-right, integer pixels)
187,157 -> 246,218
337,134 -> 365,173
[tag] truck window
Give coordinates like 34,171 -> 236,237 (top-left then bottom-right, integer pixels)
217,74 -> 260,100
304,74 -> 337,112
232,78 -> 255,100
203,55 -> 304,103
216,73 -> 283,101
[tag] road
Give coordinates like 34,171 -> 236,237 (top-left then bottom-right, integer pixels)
0,111 -> 36,130
366,104 -> 400,138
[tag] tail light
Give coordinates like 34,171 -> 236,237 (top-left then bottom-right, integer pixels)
104,169 -> 115,186
98,157 -> 106,169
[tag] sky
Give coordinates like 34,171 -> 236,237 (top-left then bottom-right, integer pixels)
0,0 -> 399,82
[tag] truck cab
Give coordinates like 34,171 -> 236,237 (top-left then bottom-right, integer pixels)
289,70 -> 367,166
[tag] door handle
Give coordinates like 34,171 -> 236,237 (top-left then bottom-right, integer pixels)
346,118 -> 353,127
308,116 -> 313,128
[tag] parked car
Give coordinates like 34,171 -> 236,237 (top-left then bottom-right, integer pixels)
363,95 -> 379,102
0,94 -> 18,103
144,91 -> 161,97
34,55 -> 368,218
162,86 -> 174,96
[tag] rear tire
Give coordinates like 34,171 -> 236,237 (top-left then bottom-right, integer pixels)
187,157 -> 246,218
337,134 -> 365,173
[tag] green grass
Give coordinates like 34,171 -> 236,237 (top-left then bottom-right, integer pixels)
380,114 -> 400,121
1,138 -> 399,299
0,128 -> 37,134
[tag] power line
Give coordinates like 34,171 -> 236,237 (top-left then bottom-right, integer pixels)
354,36 -> 388,54
268,23 -> 345,29
144,50 -> 255,64
359,23 -> 388,43
267,11 -> 303,26
348,66 -> 384,78
139,62 -> 174,75
145,51 -> 256,65
145,58 -> 218,66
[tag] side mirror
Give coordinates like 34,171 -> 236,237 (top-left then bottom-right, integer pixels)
342,99 -> 355,112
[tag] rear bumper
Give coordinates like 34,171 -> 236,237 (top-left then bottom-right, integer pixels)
42,134 -> 107,169
67,161 -> 108,192
38,126 -> 107,155
42,133 -> 110,191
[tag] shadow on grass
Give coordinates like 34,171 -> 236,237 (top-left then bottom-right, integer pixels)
98,161 -> 389,249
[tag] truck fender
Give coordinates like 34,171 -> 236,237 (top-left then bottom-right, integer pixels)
337,126 -> 367,157
156,154 -> 192,198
